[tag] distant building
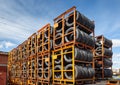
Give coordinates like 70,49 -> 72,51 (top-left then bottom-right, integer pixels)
112,68 -> 120,75
0,51 -> 8,85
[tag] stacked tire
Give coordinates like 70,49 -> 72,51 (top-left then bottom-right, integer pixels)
62,10 -> 95,81
64,64 -> 95,79
95,36 -> 113,79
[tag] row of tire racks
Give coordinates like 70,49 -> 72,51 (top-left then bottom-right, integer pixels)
7,6 -> 113,85
52,6 -> 96,85
94,35 -> 113,80
8,24 -> 53,85
8,45 -> 23,84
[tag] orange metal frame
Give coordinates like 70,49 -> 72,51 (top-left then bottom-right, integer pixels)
28,33 -> 37,57
21,40 -> 28,61
53,6 -> 95,50
20,40 -> 28,85
36,24 -> 52,85
37,23 -> 52,53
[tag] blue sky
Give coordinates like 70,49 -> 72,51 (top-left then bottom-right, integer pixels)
0,0 -> 120,68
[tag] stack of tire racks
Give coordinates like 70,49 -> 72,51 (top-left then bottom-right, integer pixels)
94,35 -> 113,80
7,52 -> 11,84
8,46 -> 23,85
21,40 -> 28,85
27,33 -> 37,85
15,45 -> 23,85
36,24 -> 53,85
52,6 -> 95,85
8,49 -> 15,85
8,48 -> 15,84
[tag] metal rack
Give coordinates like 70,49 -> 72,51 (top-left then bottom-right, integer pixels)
28,33 -> 37,57
8,52 -> 14,85
37,24 -> 53,53
36,24 -> 53,85
27,55 -> 37,83
8,46 -> 23,85
21,61 -> 27,85
52,6 -> 95,85
7,6 -> 113,85
21,40 -> 28,85
27,33 -> 37,84
37,52 -> 51,85
27,79 -> 36,85
8,24 -> 53,85
53,6 -> 95,50
8,49 -> 17,84
52,45 -> 95,85
94,35 -> 113,80
21,40 -> 28,61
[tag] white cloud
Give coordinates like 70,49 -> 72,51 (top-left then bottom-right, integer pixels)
0,41 -> 16,49
112,39 -> 120,47
0,44 -> 3,48
5,41 -> 16,48
113,53 -> 120,57
113,61 -> 120,64
0,0 -> 50,44
112,53 -> 120,69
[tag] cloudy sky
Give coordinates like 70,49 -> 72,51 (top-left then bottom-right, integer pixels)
0,0 -> 120,68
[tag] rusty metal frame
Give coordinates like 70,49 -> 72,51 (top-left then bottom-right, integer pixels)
94,35 -> 112,80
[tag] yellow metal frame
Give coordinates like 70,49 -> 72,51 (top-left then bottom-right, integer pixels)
52,45 -> 94,85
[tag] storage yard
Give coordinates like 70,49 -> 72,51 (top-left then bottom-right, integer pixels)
0,0 -> 120,85
6,6 -> 114,85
